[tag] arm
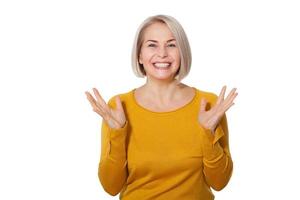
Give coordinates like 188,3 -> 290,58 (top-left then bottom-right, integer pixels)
98,97 -> 128,196
199,113 -> 233,191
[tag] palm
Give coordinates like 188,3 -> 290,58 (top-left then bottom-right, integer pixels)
85,88 -> 127,129
109,104 -> 126,128
198,86 -> 238,133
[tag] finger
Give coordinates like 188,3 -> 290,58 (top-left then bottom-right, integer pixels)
215,85 -> 226,105
93,106 -> 117,127
200,98 -> 207,113
105,96 -> 125,126
92,107 -> 105,117
86,91 -> 111,117
227,90 -> 238,104
225,88 -> 237,102
85,91 -> 98,108
115,95 -> 124,112
91,101 -> 109,117
220,102 -> 235,114
92,88 -> 110,113
92,93 -> 122,126
97,96 -> 124,126
220,87 -> 237,106
223,90 -> 238,109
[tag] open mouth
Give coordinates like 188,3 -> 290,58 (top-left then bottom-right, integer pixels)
153,62 -> 171,69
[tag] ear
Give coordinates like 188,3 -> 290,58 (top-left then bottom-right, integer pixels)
138,54 -> 142,64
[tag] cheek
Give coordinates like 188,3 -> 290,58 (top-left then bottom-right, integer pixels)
140,49 -> 155,62
171,50 -> 181,63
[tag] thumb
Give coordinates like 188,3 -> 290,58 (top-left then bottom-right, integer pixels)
115,95 -> 124,112
200,98 -> 207,113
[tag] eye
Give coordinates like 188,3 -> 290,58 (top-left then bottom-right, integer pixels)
147,43 -> 156,47
168,43 -> 176,47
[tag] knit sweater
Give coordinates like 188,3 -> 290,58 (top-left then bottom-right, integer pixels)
98,87 -> 233,200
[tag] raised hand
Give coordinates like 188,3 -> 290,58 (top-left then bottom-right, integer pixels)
85,88 -> 127,129
198,85 -> 238,134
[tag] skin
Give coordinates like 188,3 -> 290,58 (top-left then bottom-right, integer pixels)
135,22 -> 190,111
85,21 -> 238,133
199,85 -> 238,134
138,22 -> 181,84
85,88 -> 126,129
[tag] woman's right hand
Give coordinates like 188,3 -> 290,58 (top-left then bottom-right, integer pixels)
85,88 -> 127,129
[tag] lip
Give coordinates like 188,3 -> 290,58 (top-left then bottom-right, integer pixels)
152,62 -> 172,64
152,63 -> 171,70
152,62 -> 172,66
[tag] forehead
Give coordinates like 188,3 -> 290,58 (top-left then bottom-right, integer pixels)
143,22 -> 175,41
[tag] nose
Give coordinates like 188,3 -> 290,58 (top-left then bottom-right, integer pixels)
157,46 -> 168,58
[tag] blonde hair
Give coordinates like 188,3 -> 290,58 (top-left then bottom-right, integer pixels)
131,14 -> 192,82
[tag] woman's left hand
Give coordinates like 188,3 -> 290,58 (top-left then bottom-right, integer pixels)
198,85 -> 238,134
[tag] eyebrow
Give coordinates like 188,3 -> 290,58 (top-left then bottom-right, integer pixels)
146,39 -> 176,43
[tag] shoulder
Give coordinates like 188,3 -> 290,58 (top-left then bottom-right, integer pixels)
194,87 -> 219,105
106,89 -> 133,108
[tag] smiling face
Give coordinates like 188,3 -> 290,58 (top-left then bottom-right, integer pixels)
138,22 -> 181,82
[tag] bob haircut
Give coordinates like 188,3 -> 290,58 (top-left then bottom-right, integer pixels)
131,14 -> 192,82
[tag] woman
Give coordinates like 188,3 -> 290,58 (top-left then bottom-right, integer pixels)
85,14 -> 238,200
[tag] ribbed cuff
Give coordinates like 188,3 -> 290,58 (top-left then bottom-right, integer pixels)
105,120 -> 129,163
198,124 -> 224,160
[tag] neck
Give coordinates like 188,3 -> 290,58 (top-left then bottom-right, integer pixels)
142,76 -> 185,102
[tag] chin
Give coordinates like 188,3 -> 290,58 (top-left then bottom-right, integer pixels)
147,73 -> 177,81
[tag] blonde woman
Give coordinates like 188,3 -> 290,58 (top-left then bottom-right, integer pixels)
85,14 -> 238,200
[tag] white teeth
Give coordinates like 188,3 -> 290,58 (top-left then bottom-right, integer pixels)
153,63 -> 171,68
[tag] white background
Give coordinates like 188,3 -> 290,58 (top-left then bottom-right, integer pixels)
1,0 -> 299,199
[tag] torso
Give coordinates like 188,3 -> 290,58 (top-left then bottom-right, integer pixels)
133,84 -> 196,112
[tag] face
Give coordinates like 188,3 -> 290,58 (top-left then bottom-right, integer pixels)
139,22 -> 181,81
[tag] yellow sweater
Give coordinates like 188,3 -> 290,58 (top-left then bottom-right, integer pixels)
98,87 -> 233,200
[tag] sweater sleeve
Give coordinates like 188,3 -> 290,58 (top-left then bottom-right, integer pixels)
199,112 -> 233,191
98,96 -> 128,196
